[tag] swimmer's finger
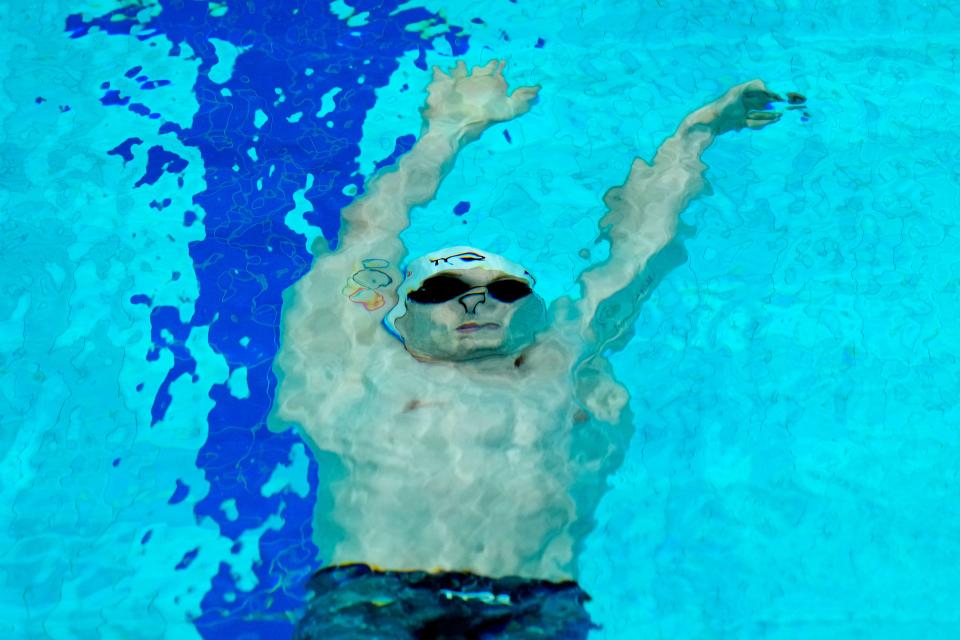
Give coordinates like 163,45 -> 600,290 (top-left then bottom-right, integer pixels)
745,110 -> 782,128
509,85 -> 541,115
746,110 -> 781,120
513,83 -> 540,94
484,61 -> 507,80
451,60 -> 468,78
511,85 -> 541,102
470,60 -> 499,78
742,89 -> 784,111
786,91 -> 807,105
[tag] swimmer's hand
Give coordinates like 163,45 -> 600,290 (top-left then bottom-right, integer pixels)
422,60 -> 540,139
683,79 -> 807,136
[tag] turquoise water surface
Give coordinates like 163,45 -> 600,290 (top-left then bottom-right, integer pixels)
2,0 -> 959,638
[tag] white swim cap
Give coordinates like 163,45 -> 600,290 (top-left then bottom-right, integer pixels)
383,246 -> 537,339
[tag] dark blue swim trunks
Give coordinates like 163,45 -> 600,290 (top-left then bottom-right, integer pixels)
294,564 -> 597,639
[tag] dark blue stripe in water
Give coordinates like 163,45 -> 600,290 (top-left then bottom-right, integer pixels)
67,1 -> 469,637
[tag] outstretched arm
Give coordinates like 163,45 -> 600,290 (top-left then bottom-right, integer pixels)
274,62 -> 540,405
338,60 -> 540,254
573,80 -> 800,345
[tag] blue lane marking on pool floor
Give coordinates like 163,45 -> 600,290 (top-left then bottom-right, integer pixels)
68,1 -> 469,636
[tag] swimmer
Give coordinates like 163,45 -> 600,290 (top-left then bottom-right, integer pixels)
274,60 -> 802,638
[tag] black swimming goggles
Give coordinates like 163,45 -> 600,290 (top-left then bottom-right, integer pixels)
407,274 -> 533,304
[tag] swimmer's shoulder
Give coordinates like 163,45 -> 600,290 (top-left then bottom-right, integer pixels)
523,324 -> 585,372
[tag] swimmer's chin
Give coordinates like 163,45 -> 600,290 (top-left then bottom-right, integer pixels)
405,347 -> 512,363
402,336 -> 519,363
410,353 -> 504,364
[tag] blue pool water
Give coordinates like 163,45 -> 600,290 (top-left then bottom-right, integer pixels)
2,0 -> 959,638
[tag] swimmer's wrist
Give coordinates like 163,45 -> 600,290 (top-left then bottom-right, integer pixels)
424,118 -> 481,145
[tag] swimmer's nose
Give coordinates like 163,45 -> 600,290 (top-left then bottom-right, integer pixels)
458,290 -> 486,313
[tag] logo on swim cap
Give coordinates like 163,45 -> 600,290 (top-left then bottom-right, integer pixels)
383,246 -> 536,340
428,251 -> 487,267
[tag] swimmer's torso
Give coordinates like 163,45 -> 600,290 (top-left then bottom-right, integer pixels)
273,258 -> 632,581
321,333 -> 589,581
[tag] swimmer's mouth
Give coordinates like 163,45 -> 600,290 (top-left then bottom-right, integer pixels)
456,322 -> 500,333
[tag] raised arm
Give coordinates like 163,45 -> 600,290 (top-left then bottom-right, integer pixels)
573,80 -> 802,346
317,60 -> 540,321
272,62 -> 540,419
337,60 -> 540,256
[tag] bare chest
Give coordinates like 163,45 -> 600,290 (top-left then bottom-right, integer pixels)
316,342 -> 584,458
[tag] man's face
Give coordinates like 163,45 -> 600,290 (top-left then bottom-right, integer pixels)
394,268 -> 546,362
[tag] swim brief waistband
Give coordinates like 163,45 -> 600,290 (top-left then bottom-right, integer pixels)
294,563 -> 597,639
